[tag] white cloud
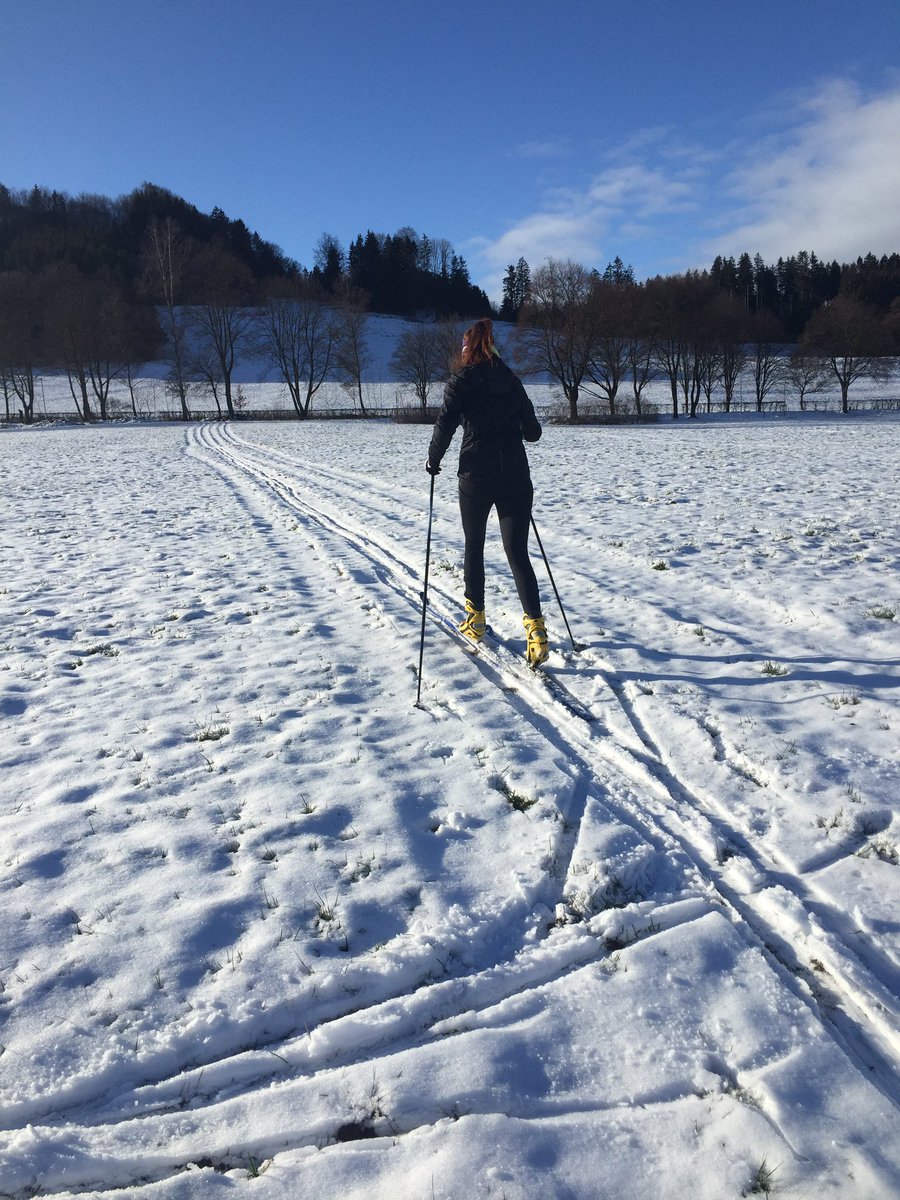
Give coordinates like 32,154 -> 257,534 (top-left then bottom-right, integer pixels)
586,165 -> 694,214
706,80 -> 900,262
471,163 -> 697,299
471,78 -> 900,301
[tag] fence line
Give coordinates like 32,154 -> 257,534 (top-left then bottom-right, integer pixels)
4,398 -> 899,427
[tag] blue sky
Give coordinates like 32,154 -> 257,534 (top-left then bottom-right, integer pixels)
3,0 -> 900,300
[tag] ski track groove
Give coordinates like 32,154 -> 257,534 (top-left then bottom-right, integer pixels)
5,421 -> 896,1198
194,424 -> 900,1102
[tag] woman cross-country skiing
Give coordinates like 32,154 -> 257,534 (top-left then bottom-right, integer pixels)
425,317 -> 549,667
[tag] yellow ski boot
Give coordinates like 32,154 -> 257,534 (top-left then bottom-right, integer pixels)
459,599 -> 486,642
523,614 -> 549,667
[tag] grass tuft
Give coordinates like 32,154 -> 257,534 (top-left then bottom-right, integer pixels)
744,1157 -> 778,1195
81,642 -> 119,658
493,777 -> 537,811
865,603 -> 895,620
191,721 -> 229,742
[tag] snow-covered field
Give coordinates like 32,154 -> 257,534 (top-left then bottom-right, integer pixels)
1,413 -> 899,1199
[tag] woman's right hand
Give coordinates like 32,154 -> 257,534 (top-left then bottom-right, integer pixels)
425,459 -> 441,475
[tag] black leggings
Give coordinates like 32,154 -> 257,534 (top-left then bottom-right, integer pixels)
458,482 -> 542,617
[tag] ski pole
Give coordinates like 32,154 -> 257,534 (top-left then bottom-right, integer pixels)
415,472 -> 436,706
530,514 -> 581,651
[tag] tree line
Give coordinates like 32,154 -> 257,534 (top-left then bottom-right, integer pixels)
509,260 -> 900,419
708,250 -> 900,337
2,180 -> 899,423
0,183 -> 492,422
0,224 -> 383,423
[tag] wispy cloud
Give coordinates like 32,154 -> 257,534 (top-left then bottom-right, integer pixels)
471,79 -> 900,299
705,79 -> 900,262
470,161 -> 699,297
585,165 -> 695,214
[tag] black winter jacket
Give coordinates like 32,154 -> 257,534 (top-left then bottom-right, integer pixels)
428,359 -> 541,488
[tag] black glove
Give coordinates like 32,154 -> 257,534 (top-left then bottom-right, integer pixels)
425,459 -> 442,475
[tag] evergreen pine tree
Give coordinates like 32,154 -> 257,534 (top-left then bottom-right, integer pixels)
500,265 -> 518,321
514,257 -> 531,311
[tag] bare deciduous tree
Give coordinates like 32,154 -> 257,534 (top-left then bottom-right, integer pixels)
190,245 -> 256,418
435,317 -> 465,378
677,276 -> 719,418
434,238 -> 453,278
584,278 -> 631,416
1,369 -> 13,422
334,285 -> 372,413
120,304 -> 164,417
785,348 -> 829,409
747,311 -> 786,410
142,217 -> 192,419
47,266 -> 141,420
261,280 -> 337,418
646,275 -> 686,419
801,295 -> 892,412
517,259 -> 596,420
617,285 -> 656,414
389,323 -> 445,409
708,292 -> 749,413
46,265 -> 96,421
0,270 -> 47,424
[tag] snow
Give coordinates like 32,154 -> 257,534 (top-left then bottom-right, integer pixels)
1,412 -> 899,1198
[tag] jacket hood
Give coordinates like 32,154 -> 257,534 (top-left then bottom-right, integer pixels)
461,359 -> 517,396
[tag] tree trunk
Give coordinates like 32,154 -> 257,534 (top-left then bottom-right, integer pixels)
566,382 -> 578,422
67,368 -> 93,422
289,378 -> 305,418
91,367 -> 112,420
689,378 -> 701,418
13,373 -> 36,423
165,305 -> 190,420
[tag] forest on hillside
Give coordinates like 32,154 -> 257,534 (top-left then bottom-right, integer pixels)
1,181 -> 898,423
0,183 -> 492,318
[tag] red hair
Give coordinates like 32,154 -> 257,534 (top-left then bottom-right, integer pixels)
460,318 -> 496,367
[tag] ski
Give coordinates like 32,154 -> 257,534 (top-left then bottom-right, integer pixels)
431,611 -> 598,725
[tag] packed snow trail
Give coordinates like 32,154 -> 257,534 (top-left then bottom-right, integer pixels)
2,419 -> 898,1199
190,423 -> 900,1105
